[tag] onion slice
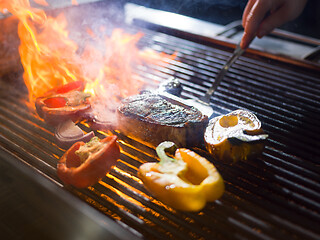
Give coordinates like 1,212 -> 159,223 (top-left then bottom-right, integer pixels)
55,119 -> 95,148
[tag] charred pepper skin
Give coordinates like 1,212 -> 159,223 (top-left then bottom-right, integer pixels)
57,135 -> 120,188
35,80 -> 91,126
139,141 -> 225,212
204,109 -> 268,163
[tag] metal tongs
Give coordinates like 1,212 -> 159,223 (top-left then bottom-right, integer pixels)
159,41 -> 249,119
183,42 -> 246,118
200,43 -> 245,103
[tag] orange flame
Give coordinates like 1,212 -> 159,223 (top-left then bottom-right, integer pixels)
33,0 -> 49,7
1,0 -> 176,106
19,13 -> 82,101
71,0 -> 78,6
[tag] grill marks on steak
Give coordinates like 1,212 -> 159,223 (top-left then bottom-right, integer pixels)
121,93 -> 203,125
117,92 -> 208,147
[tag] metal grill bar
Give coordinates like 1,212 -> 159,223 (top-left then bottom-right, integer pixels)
136,31 -> 320,159
131,26 -> 320,239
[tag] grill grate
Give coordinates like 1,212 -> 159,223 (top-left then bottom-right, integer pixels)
0,3 -> 320,240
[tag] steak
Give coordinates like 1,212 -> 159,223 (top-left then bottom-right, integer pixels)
117,91 -> 208,148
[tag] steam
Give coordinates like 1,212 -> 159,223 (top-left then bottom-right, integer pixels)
134,0 -> 246,10
188,0 -> 245,7
88,84 -> 119,130
1,0 -> 176,128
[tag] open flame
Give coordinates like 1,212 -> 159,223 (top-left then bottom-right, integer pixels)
0,0 -> 176,106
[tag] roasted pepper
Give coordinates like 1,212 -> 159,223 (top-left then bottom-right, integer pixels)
204,109 -> 268,163
35,80 -> 91,125
57,135 -> 120,188
138,141 -> 224,212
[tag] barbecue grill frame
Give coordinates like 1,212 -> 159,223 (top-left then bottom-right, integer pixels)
124,3 -> 320,70
0,2 -> 319,240
0,145 -> 141,240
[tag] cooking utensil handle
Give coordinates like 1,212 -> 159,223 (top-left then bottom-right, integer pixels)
200,44 -> 244,103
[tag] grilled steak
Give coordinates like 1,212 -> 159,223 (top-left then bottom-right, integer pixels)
117,91 -> 208,147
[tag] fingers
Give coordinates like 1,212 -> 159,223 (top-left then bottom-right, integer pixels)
241,0 -> 274,49
241,0 -> 309,49
256,6 -> 289,38
240,31 -> 253,49
242,0 -> 255,28
257,0 -> 308,38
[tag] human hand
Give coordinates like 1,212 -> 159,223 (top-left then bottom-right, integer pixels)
240,0 -> 308,49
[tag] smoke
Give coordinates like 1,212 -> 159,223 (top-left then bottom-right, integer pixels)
179,0 -> 246,8
129,0 -> 246,10
128,0 -> 246,25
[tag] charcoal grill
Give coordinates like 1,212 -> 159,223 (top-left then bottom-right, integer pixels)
0,1 -> 319,240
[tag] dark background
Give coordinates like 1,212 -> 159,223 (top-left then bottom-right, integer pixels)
126,0 -> 320,39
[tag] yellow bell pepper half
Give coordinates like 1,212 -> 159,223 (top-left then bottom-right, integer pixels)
138,142 -> 224,212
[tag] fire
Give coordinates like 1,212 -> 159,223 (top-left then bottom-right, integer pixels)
33,0 -> 49,6
0,0 -> 176,105
19,12 -> 82,101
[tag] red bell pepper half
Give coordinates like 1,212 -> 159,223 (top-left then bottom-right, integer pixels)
57,135 -> 120,188
35,80 -> 91,125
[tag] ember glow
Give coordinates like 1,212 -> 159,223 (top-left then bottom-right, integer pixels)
0,0 -> 176,107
